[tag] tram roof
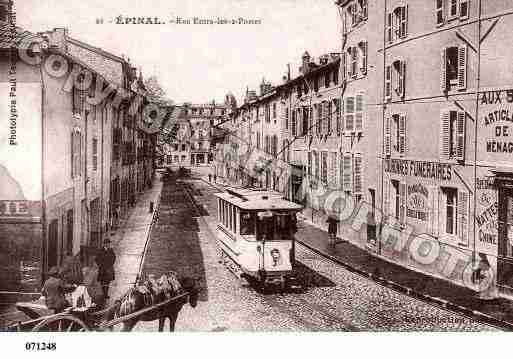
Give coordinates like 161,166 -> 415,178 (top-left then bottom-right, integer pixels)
214,187 -> 303,211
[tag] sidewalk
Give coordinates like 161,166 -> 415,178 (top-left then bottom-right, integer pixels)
107,175 -> 163,303
200,175 -> 513,329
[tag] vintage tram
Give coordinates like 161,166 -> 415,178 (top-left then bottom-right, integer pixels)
214,187 -> 303,290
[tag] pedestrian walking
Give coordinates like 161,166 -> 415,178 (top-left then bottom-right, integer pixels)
41,266 -> 72,313
327,215 -> 338,247
214,174 -> 217,183
95,237 -> 116,299
209,173 -> 212,182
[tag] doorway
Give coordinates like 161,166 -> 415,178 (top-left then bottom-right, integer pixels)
497,188 -> 513,294
48,219 -> 58,269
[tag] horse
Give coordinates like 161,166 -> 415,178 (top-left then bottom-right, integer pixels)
107,273 -> 199,332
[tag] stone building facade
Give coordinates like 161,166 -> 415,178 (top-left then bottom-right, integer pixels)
0,25 -> 156,292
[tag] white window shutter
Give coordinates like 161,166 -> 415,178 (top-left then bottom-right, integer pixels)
385,116 -> 391,156
355,94 -> 364,132
436,0 -> 444,25
457,45 -> 467,90
399,114 -> 406,155
353,154 -> 363,195
400,5 -> 408,38
361,42 -> 368,74
458,190 -> 469,245
399,61 -> 406,99
347,48 -> 353,78
383,177 -> 390,219
345,97 -> 355,132
440,110 -> 450,159
456,111 -> 465,161
385,65 -> 392,101
441,49 -> 447,92
399,182 -> 406,224
342,153 -> 352,192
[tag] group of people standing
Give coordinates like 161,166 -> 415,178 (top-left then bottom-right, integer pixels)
41,238 -> 117,313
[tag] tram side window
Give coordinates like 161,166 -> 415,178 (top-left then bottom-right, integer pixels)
233,207 -> 237,234
240,211 -> 256,235
228,205 -> 233,231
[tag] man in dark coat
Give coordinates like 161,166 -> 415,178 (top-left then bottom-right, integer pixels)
327,215 -> 338,247
95,238 -> 116,299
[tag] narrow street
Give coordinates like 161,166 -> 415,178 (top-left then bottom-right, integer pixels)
131,170 -> 497,331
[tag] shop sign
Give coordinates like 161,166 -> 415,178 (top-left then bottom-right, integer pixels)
0,200 -> 41,218
384,159 -> 452,181
406,183 -> 428,221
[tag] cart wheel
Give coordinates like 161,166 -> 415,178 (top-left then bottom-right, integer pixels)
32,314 -> 90,332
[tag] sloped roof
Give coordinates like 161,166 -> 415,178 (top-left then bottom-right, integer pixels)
0,22 -> 37,50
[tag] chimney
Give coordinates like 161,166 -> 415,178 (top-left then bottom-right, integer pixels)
319,54 -> 329,66
300,51 -> 311,74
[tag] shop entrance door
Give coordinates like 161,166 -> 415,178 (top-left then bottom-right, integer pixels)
497,188 -> 513,294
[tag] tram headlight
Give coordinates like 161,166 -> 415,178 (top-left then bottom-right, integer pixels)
270,248 -> 281,266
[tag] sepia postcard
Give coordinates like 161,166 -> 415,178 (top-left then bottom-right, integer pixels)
1,0 -> 513,356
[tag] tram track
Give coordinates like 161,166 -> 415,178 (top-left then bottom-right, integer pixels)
182,175 -> 501,331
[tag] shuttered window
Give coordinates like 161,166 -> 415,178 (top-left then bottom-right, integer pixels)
457,45 -> 467,90
342,153 -> 352,192
327,101 -> 333,135
383,177 -> 390,219
459,0 -> 469,20
351,46 -> 357,78
321,151 -> 328,184
355,94 -> 364,132
385,116 -> 391,156
398,114 -> 407,156
318,103 -> 324,135
440,110 -> 465,161
330,152 -> 338,188
441,45 -> 467,92
399,5 -> 408,39
359,41 -> 368,75
353,154 -> 363,195
92,138 -> 98,171
436,0 -> 444,26
335,99 -> 342,136
385,65 -> 392,101
449,0 -> 458,19
345,97 -> 355,132
291,110 -> 296,137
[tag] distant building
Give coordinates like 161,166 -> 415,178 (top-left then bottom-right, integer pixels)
161,101 -> 230,167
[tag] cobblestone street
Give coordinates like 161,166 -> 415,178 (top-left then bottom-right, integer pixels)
130,172 -> 497,332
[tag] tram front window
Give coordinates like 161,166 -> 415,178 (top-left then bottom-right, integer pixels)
276,214 -> 290,235
240,211 -> 256,235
